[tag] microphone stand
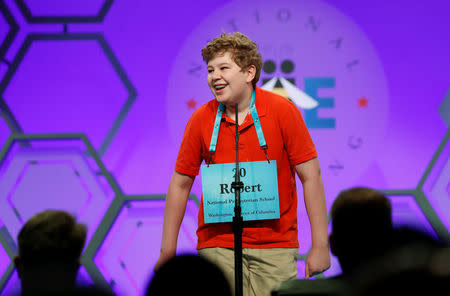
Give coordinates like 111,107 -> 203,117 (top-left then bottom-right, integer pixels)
231,103 -> 243,296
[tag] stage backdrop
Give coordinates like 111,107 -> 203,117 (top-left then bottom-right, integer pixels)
0,0 -> 449,295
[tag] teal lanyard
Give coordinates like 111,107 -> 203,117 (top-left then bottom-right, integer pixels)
208,90 -> 269,165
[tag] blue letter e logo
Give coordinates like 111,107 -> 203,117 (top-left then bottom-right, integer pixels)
304,77 -> 336,129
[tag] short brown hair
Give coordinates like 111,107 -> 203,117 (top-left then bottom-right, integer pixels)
331,187 -> 392,236
330,187 -> 393,273
18,210 -> 87,266
201,32 -> 262,87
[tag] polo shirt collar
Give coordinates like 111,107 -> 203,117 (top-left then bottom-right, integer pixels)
254,86 -> 267,117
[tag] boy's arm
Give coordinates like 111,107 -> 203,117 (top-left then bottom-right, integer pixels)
154,170 -> 195,271
295,157 -> 330,278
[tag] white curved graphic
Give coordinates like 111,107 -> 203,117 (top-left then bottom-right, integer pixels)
261,77 -> 319,109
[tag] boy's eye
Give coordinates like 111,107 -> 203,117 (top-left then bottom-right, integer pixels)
207,69 -> 213,73
221,67 -> 228,70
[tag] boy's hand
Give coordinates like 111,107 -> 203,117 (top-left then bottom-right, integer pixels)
154,250 -> 176,272
305,245 -> 330,279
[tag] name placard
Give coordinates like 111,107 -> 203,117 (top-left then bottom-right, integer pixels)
201,160 -> 280,223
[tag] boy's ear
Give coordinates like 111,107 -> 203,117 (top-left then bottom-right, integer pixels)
246,65 -> 256,83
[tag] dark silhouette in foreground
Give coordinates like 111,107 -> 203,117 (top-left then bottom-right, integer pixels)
14,210 -> 111,296
329,187 -> 393,276
147,254 -> 232,296
357,227 -> 449,296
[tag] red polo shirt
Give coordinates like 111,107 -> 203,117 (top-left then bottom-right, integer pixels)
175,87 -> 317,249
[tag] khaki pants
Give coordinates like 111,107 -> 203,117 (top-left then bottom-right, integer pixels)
198,247 -> 298,296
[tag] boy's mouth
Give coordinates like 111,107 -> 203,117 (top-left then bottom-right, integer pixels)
214,84 -> 227,90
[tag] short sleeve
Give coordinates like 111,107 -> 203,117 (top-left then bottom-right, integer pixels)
278,99 -> 317,166
175,109 -> 204,176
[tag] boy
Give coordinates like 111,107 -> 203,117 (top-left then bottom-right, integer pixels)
156,32 -> 329,296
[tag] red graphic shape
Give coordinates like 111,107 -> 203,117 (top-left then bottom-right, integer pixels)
187,98 -> 197,109
358,96 -> 369,108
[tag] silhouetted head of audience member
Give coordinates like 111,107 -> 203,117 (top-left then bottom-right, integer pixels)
357,226 -> 449,296
330,187 -> 393,275
147,254 -> 232,296
14,210 -> 87,296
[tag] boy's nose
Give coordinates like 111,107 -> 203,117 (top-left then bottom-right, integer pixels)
210,72 -> 221,80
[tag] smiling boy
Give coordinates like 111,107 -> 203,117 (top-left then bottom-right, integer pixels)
155,32 -> 330,296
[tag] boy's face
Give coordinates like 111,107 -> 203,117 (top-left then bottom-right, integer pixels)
207,51 -> 254,106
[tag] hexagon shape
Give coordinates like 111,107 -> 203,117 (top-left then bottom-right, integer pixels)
439,89 -> 450,127
0,134 -> 117,247
0,1 -> 18,60
91,197 -> 198,296
16,0 -> 113,23
0,34 -> 136,156
8,160 -> 95,223
422,131 -> 450,232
